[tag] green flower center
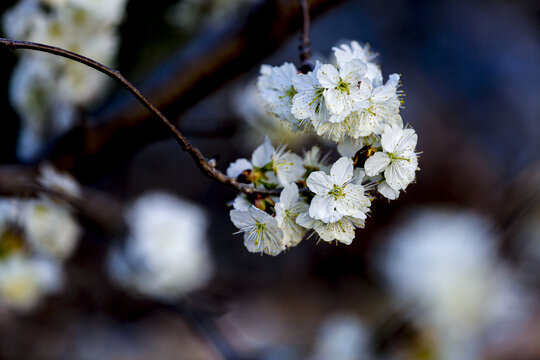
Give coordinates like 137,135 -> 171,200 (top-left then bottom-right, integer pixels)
337,79 -> 350,95
329,185 -> 344,199
281,86 -> 298,99
388,153 -> 409,162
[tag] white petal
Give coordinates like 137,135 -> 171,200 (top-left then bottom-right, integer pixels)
340,59 -> 366,84
385,162 -> 408,191
378,181 -> 400,200
381,124 -> 402,153
226,158 -> 252,178
315,219 -> 355,244
249,206 -> 274,224
279,183 -> 299,209
335,184 -> 370,219
306,171 -> 333,195
230,210 -> 253,230
309,195 -> 333,220
324,88 -> 346,115
251,136 -> 274,167
395,129 -> 418,154
330,157 -> 354,186
317,64 -> 340,88
364,152 -> 391,176
232,195 -> 251,211
296,212 -> 315,229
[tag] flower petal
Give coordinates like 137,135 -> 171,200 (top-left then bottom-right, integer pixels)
335,184 -> 370,219
330,157 -> 354,186
309,195 -> 341,223
226,158 -> 252,178
378,181 -> 400,200
364,152 -> 391,176
251,136 -> 274,167
230,210 -> 253,230
381,124 -> 402,153
306,171 -> 333,195
317,64 -> 340,88
279,183 -> 299,208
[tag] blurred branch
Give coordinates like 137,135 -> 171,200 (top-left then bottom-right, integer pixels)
0,38 -> 279,196
0,165 -> 125,234
45,0 -> 342,182
170,302 -> 259,360
298,0 -> 314,73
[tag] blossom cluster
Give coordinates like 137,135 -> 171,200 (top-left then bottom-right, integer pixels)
0,165 -> 81,311
2,0 -> 128,160
228,41 -> 419,255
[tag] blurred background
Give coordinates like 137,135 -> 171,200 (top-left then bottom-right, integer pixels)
1,0 -> 540,359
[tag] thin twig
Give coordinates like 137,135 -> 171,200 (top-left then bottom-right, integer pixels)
0,38 -> 278,196
298,0 -> 314,73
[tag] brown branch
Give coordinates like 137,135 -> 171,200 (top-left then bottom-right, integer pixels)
0,165 -> 125,234
42,0 -> 342,182
0,37 -> 277,196
298,0 -> 314,73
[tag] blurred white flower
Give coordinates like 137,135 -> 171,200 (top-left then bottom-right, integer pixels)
311,313 -> 371,360
108,193 -> 213,300
23,199 -> 80,260
168,0 -> 261,31
38,163 -> 81,198
0,255 -> 62,312
2,0 -> 127,160
230,206 -> 284,256
232,80 -> 304,148
380,208 -> 530,360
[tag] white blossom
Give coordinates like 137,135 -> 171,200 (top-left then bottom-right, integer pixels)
364,124 -> 418,192
333,41 -> 382,85
249,137 -> 304,187
380,209 -> 530,360
291,61 -> 330,126
272,145 -> 304,187
2,0 -> 127,160
257,62 -> 298,125
0,255 -> 62,312
108,193 -> 213,300
296,211 -> 364,245
275,184 -> 309,248
303,145 -> 329,173
230,206 -> 284,256
232,195 -> 251,211
311,314 -> 371,360
317,60 -> 370,122
23,199 -> 81,260
306,157 -> 370,223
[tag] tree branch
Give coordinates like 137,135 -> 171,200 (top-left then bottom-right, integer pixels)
0,38 -> 277,196
298,0 -> 314,73
0,165 -> 125,234
42,0 -> 342,182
